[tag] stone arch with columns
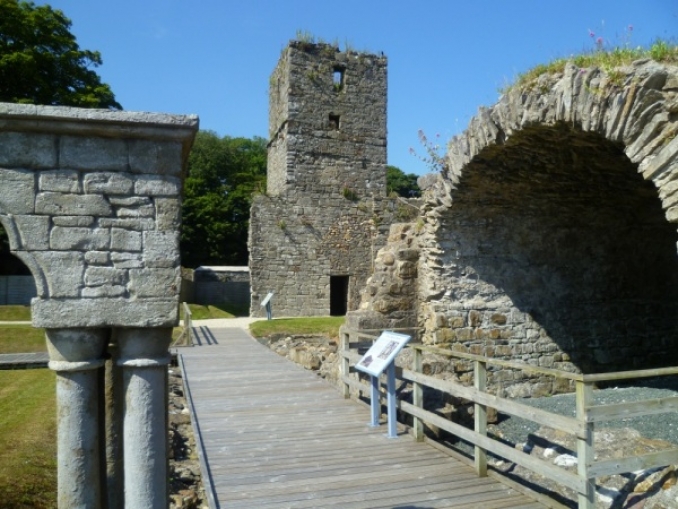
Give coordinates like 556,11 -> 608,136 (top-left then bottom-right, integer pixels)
0,103 -> 198,508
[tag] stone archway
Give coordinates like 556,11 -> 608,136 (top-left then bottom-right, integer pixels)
0,103 -> 198,508
352,59 -> 678,393
422,60 -> 678,380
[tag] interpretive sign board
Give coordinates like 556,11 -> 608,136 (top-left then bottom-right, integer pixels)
261,292 -> 274,307
355,331 -> 411,377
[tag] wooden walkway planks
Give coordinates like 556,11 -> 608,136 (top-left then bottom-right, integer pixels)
179,327 -> 546,509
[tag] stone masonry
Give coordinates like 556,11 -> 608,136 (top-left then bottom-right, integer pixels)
249,41 -> 393,317
349,59 -> 678,395
0,102 -> 198,508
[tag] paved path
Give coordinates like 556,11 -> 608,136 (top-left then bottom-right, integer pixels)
0,352 -> 48,369
179,326 -> 546,509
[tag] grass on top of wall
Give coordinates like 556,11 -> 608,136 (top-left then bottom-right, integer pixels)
249,316 -> 345,340
507,38 -> 678,92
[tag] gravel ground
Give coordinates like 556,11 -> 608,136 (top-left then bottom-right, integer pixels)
491,377 -> 678,446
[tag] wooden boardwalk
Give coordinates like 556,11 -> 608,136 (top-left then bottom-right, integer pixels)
179,327 -> 546,509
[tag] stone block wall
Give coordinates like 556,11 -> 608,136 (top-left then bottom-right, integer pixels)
0,103 -> 198,328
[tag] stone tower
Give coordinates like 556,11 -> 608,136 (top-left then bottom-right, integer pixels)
249,41 -> 390,317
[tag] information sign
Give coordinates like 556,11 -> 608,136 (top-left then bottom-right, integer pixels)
260,292 -> 274,307
355,331 -> 410,377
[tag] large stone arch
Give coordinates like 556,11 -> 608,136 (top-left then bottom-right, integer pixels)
352,60 -> 678,392
421,60 -> 678,379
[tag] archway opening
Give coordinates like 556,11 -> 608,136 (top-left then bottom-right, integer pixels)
330,275 -> 349,316
438,123 -> 678,373
0,223 -> 36,305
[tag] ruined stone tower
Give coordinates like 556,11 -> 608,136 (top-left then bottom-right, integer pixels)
249,40 -> 390,317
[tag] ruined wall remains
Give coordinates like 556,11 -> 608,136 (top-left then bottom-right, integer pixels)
250,41 -> 390,317
350,60 -> 678,395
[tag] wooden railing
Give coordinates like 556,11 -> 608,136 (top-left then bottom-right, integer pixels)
339,327 -> 678,509
173,302 -> 193,347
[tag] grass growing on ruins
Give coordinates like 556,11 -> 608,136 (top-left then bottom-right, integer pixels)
250,316 -> 345,339
508,38 -> 678,92
0,305 -> 31,321
0,325 -> 45,354
0,369 -> 56,508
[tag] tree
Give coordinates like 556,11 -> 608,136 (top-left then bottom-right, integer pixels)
386,165 -> 421,197
0,0 -> 121,108
181,132 -> 267,268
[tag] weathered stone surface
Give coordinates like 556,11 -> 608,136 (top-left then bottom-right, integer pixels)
85,267 -> 127,286
39,169 -> 80,192
0,169 -> 35,214
52,216 -> 95,227
111,252 -> 143,269
129,267 -> 180,297
60,135 -> 128,171
135,175 -> 181,196
32,297 -> 179,327
111,228 -> 142,252
84,251 -> 110,265
83,172 -> 134,195
50,226 -> 110,251
14,215 -> 49,250
0,131 -> 56,168
143,231 -> 179,268
155,198 -> 181,231
36,192 -> 113,216
32,251 -> 84,298
129,139 -> 183,175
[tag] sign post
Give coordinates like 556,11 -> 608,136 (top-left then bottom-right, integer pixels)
355,331 -> 411,438
260,292 -> 274,320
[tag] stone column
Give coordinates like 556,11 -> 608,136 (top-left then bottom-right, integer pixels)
46,328 -> 109,509
117,328 -> 172,509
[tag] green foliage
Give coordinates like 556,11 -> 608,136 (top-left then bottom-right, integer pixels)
249,316 -> 345,340
387,165 -> 421,197
181,131 -> 267,268
0,0 -> 120,108
342,187 -> 359,201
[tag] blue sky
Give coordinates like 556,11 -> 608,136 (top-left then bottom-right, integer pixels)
41,1 -> 676,175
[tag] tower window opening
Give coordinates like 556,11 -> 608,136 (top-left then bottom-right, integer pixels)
329,113 -> 340,130
333,67 -> 345,91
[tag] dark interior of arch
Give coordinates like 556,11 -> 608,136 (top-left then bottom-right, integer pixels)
0,224 -> 30,276
441,122 -> 678,373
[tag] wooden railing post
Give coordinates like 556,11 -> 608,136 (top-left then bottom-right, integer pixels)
474,359 -> 488,477
576,380 -> 595,509
412,347 -> 424,441
340,330 -> 350,399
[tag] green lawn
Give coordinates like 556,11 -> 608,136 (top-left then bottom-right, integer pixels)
0,325 -> 45,354
0,369 -> 56,509
0,305 -> 31,321
249,316 -> 345,339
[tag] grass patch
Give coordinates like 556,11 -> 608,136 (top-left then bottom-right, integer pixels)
249,316 -> 345,339
0,369 -> 56,508
0,305 -> 31,321
506,38 -> 678,93
0,325 -> 45,354
181,303 -> 249,320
